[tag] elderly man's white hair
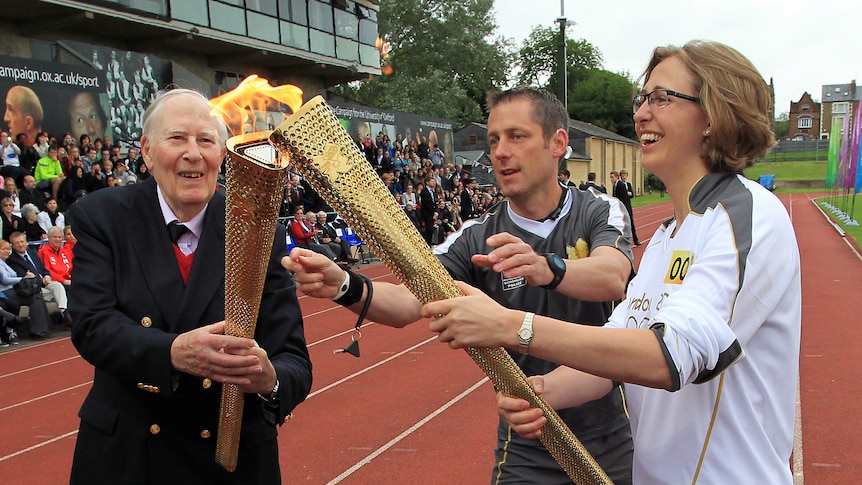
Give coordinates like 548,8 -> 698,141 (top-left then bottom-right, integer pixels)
141,88 -> 228,145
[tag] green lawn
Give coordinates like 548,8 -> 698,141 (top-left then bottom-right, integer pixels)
633,160 -> 861,250
744,160 -> 826,182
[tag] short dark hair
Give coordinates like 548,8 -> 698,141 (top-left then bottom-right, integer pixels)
487,87 -> 568,143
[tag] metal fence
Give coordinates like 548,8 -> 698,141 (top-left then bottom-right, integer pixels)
765,139 -> 830,161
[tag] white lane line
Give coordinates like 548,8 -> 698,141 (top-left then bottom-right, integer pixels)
0,381 -> 93,413
0,355 -> 81,380
794,377 -> 804,485
0,429 -> 78,463
326,377 -> 490,484
307,336 -> 438,399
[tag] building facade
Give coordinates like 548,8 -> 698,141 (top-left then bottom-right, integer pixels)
820,81 -> 860,139
788,92 -> 821,141
0,0 -> 380,144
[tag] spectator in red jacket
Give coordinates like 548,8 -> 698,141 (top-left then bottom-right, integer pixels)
288,208 -> 336,261
38,226 -> 72,285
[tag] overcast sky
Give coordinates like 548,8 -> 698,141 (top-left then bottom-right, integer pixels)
492,0 -> 861,114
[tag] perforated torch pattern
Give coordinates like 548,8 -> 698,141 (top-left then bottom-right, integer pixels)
215,148 -> 289,472
268,96 -> 612,485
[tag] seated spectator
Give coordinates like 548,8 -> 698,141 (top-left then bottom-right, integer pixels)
19,203 -> 47,242
401,183 -> 416,207
288,209 -> 336,261
0,238 -> 51,339
61,166 -> 86,209
315,211 -> 355,263
34,143 -> 66,201
136,161 -> 151,181
80,145 -> 96,173
62,225 -> 76,250
7,231 -> 71,325
37,197 -> 65,233
0,197 -> 22,241
84,163 -> 107,193
115,160 -> 137,186
18,174 -> 47,212
404,203 -> 421,231
4,177 -> 20,216
0,131 -> 24,183
38,226 -> 72,286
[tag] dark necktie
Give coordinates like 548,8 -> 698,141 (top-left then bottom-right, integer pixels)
168,221 -> 189,244
23,253 -> 40,277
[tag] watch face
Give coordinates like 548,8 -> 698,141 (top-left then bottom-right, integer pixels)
548,254 -> 566,273
518,328 -> 532,340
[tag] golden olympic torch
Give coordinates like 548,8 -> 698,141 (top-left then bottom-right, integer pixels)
216,134 -> 289,471
265,95 -> 612,485
209,76 -> 303,472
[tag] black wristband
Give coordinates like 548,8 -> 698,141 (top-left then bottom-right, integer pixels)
335,269 -> 364,306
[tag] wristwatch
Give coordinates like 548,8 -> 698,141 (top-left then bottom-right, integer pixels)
517,312 -> 535,355
541,253 -> 567,290
258,379 -> 280,402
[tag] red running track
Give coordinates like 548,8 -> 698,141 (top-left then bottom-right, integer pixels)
0,194 -> 858,484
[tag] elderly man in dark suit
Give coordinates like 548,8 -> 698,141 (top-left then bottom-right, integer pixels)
67,89 -> 312,484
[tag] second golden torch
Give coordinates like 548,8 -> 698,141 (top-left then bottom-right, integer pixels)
268,96 -> 612,485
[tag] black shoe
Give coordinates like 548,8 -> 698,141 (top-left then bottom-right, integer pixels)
7,331 -> 18,345
0,337 -> 8,348
31,332 -> 48,340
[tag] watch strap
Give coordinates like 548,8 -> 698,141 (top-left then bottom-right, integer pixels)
517,312 -> 535,355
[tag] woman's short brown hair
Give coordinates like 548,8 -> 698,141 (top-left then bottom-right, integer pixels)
641,40 -> 775,172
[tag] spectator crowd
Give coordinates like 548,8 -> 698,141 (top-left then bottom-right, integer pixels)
0,127 -> 143,346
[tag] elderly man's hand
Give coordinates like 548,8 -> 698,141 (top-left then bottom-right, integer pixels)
170,321 -> 276,395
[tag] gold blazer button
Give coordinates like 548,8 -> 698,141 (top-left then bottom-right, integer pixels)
149,424 -> 161,435
141,317 -> 152,327
202,378 -> 212,389
200,429 -> 211,439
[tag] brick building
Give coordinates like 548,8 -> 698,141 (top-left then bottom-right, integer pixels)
788,92 -> 820,140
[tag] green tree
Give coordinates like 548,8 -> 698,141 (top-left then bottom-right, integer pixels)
337,0 -> 512,129
514,26 -> 634,139
774,111 -> 789,140
515,26 -> 602,88
569,69 -> 637,139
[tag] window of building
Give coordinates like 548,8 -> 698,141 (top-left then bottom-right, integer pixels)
170,0 -> 208,24
336,37 -> 359,62
798,116 -> 812,129
246,0 -> 277,16
358,18 -> 377,45
280,21 -> 310,50
334,7 -> 359,40
81,0 -> 168,16
833,102 -> 847,114
309,28 -> 336,57
248,11 -> 280,43
468,134 -> 477,144
209,1 -> 247,35
802,103 -> 809,111
308,0 -> 334,33
278,0 -> 308,24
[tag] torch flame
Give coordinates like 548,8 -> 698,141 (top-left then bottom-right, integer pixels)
209,75 -> 304,137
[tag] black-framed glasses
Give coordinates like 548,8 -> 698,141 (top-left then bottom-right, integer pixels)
633,89 -> 700,114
